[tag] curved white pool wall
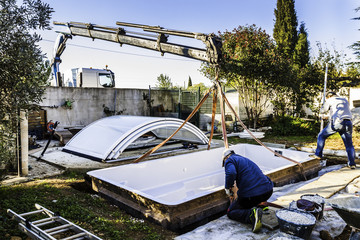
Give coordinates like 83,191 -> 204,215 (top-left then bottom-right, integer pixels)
63,115 -> 209,161
87,144 -> 312,206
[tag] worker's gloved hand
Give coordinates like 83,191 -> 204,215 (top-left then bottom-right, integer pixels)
225,188 -> 234,197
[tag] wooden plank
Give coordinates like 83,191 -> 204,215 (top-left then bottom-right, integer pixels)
273,167 -> 360,207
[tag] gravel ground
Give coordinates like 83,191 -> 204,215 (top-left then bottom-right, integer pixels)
1,147 -> 64,186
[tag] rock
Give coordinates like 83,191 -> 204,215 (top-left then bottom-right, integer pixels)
320,230 -> 333,240
10,236 -> 22,240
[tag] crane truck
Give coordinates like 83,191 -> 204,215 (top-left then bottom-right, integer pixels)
61,67 -> 115,88
51,21 -> 222,88
51,29 -> 115,88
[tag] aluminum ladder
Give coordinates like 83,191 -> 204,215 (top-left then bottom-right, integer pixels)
7,203 -> 102,240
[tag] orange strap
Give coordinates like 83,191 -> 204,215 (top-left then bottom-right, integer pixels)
220,90 -> 307,180
215,75 -> 228,149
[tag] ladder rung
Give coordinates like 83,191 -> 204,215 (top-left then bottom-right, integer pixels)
9,204 -> 102,240
45,223 -> 72,233
19,222 -> 58,240
20,209 -> 44,217
33,216 -> 58,226
61,232 -> 87,240
48,228 -> 71,236
34,220 -> 57,228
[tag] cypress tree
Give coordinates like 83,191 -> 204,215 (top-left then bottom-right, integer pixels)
350,7 -> 360,60
273,0 -> 298,59
293,22 -> 310,68
188,76 -> 192,88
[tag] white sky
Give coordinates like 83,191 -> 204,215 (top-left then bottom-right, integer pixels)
36,0 -> 360,89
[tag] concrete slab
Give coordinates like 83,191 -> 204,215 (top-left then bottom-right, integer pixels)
273,166 -> 360,207
175,215 -> 275,240
261,208 -> 279,230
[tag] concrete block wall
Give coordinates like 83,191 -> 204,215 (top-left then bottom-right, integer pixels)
41,87 -> 151,130
40,87 -> 273,131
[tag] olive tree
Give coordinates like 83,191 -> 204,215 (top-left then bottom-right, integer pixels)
201,25 -> 289,129
308,42 -> 349,115
156,74 -> 173,90
0,0 -> 53,170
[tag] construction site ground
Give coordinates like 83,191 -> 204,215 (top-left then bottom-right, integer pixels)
2,140 -> 360,239
176,165 -> 360,240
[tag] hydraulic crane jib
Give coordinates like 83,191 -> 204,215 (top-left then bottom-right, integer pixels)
53,21 -> 222,65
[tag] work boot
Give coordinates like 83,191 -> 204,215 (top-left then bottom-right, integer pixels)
309,154 -> 322,160
249,207 -> 263,233
348,163 -> 356,169
257,204 -> 270,214
261,206 -> 270,214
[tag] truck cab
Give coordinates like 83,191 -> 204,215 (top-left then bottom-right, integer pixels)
66,67 -> 115,88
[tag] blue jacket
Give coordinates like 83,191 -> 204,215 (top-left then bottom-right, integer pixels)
224,154 -> 273,198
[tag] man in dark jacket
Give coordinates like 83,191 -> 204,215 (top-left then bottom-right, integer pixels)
223,149 -> 273,233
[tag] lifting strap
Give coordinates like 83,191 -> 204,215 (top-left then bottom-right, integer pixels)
215,74 -> 228,149
220,89 -> 307,180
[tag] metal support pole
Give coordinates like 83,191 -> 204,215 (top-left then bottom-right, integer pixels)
38,121 -> 59,160
320,63 -> 328,131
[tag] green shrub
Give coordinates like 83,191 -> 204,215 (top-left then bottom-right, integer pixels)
268,115 -> 319,136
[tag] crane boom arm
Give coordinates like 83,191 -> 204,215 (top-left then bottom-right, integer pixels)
53,21 -> 222,65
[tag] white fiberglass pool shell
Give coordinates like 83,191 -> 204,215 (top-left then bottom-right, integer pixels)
87,143 -> 313,206
63,115 -> 208,161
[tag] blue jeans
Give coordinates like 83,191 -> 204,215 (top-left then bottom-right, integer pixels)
227,190 -> 273,223
315,119 -> 356,166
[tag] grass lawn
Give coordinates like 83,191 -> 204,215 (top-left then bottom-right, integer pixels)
0,171 -> 177,240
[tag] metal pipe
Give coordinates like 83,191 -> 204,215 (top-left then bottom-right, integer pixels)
320,63 -> 328,131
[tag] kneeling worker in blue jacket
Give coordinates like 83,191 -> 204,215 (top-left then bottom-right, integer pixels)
223,149 -> 273,233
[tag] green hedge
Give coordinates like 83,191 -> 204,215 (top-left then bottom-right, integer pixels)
268,115 -> 320,136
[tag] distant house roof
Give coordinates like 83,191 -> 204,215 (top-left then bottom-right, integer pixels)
63,116 -> 208,161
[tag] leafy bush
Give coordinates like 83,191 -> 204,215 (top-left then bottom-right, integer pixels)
0,123 -> 17,178
268,115 -> 319,136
